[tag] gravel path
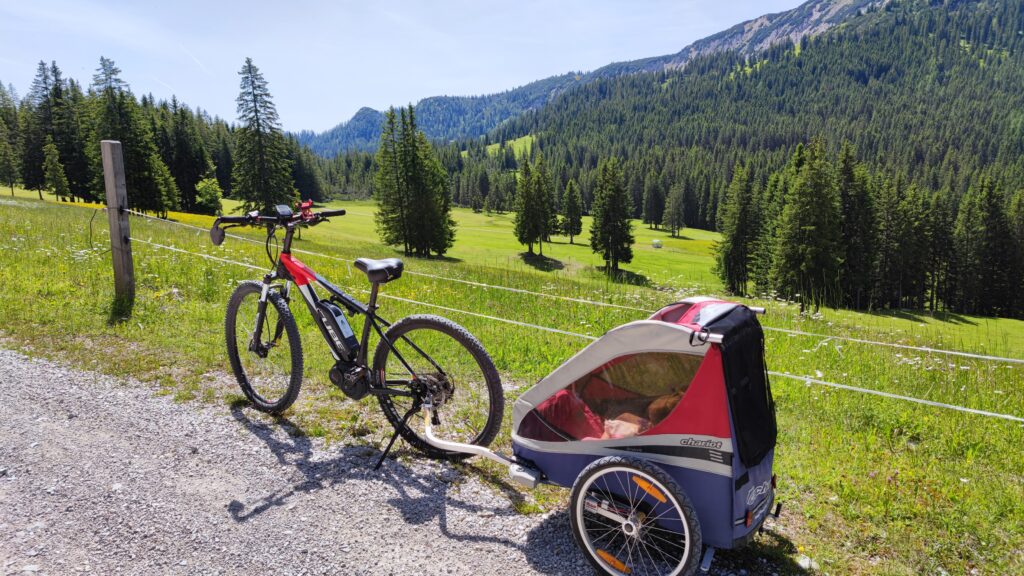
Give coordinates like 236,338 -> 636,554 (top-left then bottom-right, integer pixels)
0,349 -> 777,576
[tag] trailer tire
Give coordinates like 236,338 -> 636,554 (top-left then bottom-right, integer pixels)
569,455 -> 702,576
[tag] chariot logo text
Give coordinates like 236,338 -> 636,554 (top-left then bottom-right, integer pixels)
679,437 -> 723,449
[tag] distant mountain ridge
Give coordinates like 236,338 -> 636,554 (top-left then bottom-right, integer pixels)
294,72 -> 585,156
590,0 -> 882,76
296,0 -> 880,157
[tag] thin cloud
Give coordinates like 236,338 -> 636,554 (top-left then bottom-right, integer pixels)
179,44 -> 213,77
0,0 -> 178,57
150,75 -> 176,93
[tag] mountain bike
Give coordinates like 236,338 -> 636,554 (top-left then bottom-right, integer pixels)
210,201 -> 503,465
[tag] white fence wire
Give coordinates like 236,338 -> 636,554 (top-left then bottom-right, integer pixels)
127,234 -> 1024,423
125,209 -> 1024,365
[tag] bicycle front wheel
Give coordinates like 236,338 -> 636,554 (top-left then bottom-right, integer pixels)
373,314 -> 503,460
225,281 -> 303,414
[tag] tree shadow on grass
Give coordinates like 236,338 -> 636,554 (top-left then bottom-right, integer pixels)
594,265 -> 652,287
866,308 -> 978,326
384,247 -> 464,264
661,232 -> 696,241
519,252 -> 565,272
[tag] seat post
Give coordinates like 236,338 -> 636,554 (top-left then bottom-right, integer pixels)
366,282 -> 380,313
358,281 -> 381,366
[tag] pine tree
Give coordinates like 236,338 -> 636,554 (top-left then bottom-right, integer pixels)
533,152 -> 556,252
232,58 -> 294,214
374,109 -> 408,253
899,184 -> 931,309
0,83 -> 18,195
836,143 -> 877,309
373,106 -> 454,257
212,124 -> 234,196
484,181 -> 504,214
52,77 -> 92,201
1009,189 -> 1024,315
771,140 -> 842,309
590,157 -> 634,273
873,176 -> 910,309
168,98 -> 211,211
562,178 -> 583,244
926,190 -> 955,312
749,171 -> 786,296
20,62 -> 53,197
419,129 -> 456,256
0,120 -> 17,193
0,82 -> 18,145
42,136 -> 70,200
88,58 -> 177,215
399,107 -> 424,251
477,171 -> 490,205
628,174 -> 643,219
151,154 -> 180,215
662,183 -> 686,237
513,159 -> 542,253
642,171 -> 664,229
952,176 -> 1015,315
92,57 -> 127,93
715,164 -> 756,295
468,187 -> 483,212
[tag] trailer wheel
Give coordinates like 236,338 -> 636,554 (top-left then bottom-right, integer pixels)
569,456 -> 701,576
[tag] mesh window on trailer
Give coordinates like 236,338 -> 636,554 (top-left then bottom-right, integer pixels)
707,307 -> 777,467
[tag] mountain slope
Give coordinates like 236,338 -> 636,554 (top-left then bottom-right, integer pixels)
472,0 -> 1024,230
589,0 -> 882,77
298,0 -> 877,156
296,73 -> 585,156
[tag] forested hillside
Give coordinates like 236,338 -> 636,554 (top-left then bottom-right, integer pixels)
298,0 -> 876,156
456,0 -> 1024,229
440,0 -> 1024,317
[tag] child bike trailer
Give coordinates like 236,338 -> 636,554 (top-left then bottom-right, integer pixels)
511,298 -> 779,575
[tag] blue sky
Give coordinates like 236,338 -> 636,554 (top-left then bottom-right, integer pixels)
0,0 -> 802,132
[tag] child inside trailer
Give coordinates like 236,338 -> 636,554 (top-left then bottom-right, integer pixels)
522,351 -> 701,441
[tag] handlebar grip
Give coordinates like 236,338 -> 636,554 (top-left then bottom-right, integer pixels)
320,209 -> 346,217
217,215 -> 250,224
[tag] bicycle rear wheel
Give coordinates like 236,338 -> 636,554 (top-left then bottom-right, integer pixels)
373,314 -> 503,460
225,281 -> 303,414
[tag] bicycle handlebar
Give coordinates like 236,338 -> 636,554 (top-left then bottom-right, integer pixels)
216,214 -> 251,225
210,206 -> 345,246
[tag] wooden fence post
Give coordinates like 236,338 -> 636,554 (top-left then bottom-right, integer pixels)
101,140 -> 135,309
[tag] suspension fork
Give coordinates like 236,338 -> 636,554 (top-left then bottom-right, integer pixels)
272,280 -> 291,341
250,271 -> 278,352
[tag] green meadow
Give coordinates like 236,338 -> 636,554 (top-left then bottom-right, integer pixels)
1,190 -> 1021,575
